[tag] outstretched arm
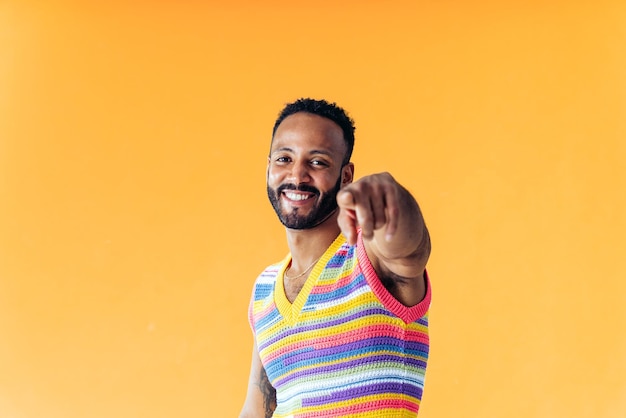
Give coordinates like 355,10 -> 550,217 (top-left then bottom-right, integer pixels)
337,172 -> 430,307
239,341 -> 276,418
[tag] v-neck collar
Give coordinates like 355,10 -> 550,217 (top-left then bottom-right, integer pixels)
274,233 -> 346,325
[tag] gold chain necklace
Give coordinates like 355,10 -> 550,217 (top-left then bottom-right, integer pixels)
284,255 -> 322,280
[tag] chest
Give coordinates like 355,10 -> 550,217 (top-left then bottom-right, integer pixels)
257,282 -> 430,389
282,275 -> 308,303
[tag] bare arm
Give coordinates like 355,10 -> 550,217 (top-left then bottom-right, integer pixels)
239,341 -> 276,418
337,172 -> 430,306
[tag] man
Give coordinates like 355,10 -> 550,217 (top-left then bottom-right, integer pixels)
240,98 -> 431,417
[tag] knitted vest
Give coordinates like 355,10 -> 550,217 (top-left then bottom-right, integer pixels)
248,232 -> 431,417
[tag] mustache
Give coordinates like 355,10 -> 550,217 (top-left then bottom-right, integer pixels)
276,183 -> 320,196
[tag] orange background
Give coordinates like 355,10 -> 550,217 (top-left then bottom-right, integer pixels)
1,1 -> 625,417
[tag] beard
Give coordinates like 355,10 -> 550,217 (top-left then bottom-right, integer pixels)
267,175 -> 342,230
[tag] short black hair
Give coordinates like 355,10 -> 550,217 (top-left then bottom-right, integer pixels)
272,98 -> 356,165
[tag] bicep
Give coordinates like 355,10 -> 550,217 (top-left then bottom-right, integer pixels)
239,341 -> 276,418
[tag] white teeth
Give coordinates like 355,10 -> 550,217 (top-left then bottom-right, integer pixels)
285,192 -> 311,201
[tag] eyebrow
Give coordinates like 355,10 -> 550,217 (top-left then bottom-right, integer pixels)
271,147 -> 333,157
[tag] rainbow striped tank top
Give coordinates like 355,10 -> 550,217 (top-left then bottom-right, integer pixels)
249,232 -> 431,417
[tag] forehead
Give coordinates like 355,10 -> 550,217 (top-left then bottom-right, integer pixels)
271,112 -> 347,155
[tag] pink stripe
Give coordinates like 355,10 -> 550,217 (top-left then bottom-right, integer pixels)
254,301 -> 277,324
309,268 -> 355,293
262,322 -> 426,363
297,397 -> 419,417
405,327 -> 430,343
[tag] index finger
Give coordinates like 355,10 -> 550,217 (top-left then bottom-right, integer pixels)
336,189 -> 359,244
336,188 -> 356,209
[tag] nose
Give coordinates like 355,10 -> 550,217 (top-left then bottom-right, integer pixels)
288,159 -> 311,184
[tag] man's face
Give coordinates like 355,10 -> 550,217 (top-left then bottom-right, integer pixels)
267,112 -> 353,230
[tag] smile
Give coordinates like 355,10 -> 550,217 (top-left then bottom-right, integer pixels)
284,191 -> 315,201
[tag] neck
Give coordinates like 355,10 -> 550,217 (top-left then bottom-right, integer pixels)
285,210 -> 341,271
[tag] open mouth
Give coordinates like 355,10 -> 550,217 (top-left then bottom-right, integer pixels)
283,191 -> 315,202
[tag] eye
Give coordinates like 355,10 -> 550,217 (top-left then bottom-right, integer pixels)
311,159 -> 329,167
275,156 -> 291,164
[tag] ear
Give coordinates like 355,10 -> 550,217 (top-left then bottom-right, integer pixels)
341,163 -> 354,187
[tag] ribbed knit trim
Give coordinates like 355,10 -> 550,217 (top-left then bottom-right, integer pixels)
275,233 -> 347,326
356,232 -> 431,324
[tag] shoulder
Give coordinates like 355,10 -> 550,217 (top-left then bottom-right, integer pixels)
250,260 -> 284,293
247,260 -> 285,331
258,261 -> 283,280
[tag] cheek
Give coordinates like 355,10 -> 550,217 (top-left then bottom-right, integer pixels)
321,171 -> 342,190
267,168 -> 283,187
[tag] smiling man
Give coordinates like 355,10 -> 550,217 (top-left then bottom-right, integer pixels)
240,98 -> 432,418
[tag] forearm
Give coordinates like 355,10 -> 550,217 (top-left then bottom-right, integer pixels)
372,184 -> 429,262
240,343 -> 276,418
